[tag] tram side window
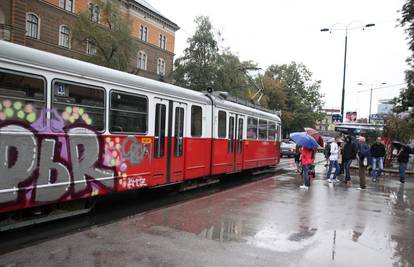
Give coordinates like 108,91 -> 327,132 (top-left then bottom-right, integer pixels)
268,121 -> 276,141
258,119 -> 268,140
174,107 -> 184,157
52,81 -> 105,132
191,105 -> 202,137
110,91 -> 147,133
247,116 -> 258,140
0,70 -> 45,126
218,110 -> 226,138
154,103 -> 166,158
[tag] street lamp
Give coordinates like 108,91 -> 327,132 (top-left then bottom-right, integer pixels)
321,21 -> 375,122
357,82 -> 387,123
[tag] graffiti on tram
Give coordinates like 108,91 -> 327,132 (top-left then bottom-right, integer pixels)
0,104 -> 150,206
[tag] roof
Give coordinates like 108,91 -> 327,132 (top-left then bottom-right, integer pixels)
130,0 -> 179,30
0,41 -> 207,104
133,0 -> 162,16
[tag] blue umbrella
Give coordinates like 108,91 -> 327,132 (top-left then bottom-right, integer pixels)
289,132 -> 319,149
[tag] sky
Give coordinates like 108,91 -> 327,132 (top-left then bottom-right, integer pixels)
151,0 -> 410,119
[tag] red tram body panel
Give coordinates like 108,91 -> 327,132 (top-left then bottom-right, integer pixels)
0,41 -> 281,215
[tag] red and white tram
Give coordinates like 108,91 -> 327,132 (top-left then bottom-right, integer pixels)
0,41 -> 281,215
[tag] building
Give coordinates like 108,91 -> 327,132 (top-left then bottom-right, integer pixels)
0,0 -> 179,82
377,99 -> 394,115
315,108 -> 341,136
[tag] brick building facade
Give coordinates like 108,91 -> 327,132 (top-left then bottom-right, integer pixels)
0,0 -> 179,82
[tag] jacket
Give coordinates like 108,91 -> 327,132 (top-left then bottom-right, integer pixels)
301,147 -> 314,166
343,141 -> 357,160
358,143 -> 370,160
329,142 -> 339,161
398,150 -> 410,164
371,143 -> 386,158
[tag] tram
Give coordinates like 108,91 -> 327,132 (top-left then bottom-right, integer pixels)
0,41 -> 281,218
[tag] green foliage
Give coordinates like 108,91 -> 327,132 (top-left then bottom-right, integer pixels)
174,16 -> 324,138
173,16 -> 219,91
215,50 -> 255,97
72,0 -> 138,71
384,114 -> 414,142
264,62 -> 324,136
397,0 -> 414,116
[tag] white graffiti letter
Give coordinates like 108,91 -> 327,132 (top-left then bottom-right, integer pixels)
69,128 -> 114,192
0,125 -> 37,203
36,139 -> 70,202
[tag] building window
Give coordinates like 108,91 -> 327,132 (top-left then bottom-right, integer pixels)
59,0 -> 74,12
59,25 -> 71,48
157,58 -> 165,76
159,34 -> 166,49
88,3 -> 100,22
26,13 -> 39,39
140,25 -> 148,42
137,51 -> 147,70
86,39 -> 97,55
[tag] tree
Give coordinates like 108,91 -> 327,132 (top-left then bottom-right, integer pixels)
397,0 -> 414,116
72,0 -> 138,71
215,50 -> 258,97
173,16 -> 219,91
264,62 -> 324,136
384,114 -> 414,143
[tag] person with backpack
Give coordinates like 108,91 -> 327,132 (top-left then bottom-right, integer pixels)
370,137 -> 386,182
342,135 -> 357,184
326,137 -> 340,183
357,136 -> 370,190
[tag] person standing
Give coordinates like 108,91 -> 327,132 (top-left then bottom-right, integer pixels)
326,137 -> 340,182
342,135 -> 357,184
324,142 -> 331,167
370,137 -> 386,182
300,147 -> 315,190
357,136 -> 370,190
397,146 -> 410,183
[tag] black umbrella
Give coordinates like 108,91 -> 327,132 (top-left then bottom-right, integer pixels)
392,141 -> 407,151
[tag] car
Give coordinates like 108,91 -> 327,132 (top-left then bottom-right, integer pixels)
281,140 -> 296,157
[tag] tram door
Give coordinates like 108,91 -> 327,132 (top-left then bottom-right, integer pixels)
228,114 -> 244,173
153,98 -> 186,185
170,102 -> 187,183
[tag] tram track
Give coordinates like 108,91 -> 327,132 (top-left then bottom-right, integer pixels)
0,166 -> 291,255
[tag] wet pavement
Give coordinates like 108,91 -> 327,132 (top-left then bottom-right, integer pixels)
1,157 -> 414,267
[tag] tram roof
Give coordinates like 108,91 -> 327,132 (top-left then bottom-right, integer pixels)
212,94 -> 281,122
0,41 -> 209,104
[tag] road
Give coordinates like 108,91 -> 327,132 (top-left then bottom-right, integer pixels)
1,156 -> 413,266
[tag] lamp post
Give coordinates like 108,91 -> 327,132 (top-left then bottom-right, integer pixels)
357,82 -> 387,123
321,22 -> 375,122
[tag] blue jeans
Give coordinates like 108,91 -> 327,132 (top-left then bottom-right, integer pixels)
303,164 -> 310,186
344,159 -> 353,181
372,157 -> 384,178
399,163 -> 407,183
326,160 -> 340,179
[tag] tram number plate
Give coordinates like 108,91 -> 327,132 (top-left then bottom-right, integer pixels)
141,138 -> 152,144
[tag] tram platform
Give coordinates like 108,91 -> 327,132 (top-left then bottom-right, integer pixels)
1,158 -> 413,266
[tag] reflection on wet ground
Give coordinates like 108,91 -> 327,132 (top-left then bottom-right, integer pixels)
1,161 -> 414,266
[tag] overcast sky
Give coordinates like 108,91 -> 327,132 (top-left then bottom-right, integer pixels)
152,0 -> 410,118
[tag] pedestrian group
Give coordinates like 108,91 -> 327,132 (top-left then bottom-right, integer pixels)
300,136 -> 409,190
